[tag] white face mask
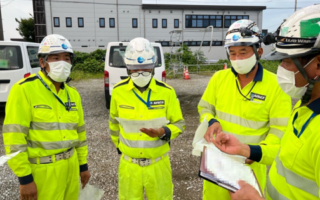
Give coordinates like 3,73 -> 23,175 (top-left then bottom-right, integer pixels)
230,54 -> 257,74
276,57 -> 317,99
131,73 -> 152,87
47,61 -> 72,82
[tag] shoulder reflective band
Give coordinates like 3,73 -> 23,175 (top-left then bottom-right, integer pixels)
133,89 -> 152,109
292,112 -> 317,138
37,74 -> 71,111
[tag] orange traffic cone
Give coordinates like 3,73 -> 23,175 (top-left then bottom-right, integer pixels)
184,68 -> 190,80
223,63 -> 228,70
183,67 -> 186,77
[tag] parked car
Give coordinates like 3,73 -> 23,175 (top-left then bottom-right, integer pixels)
0,41 -> 40,109
104,42 -> 166,109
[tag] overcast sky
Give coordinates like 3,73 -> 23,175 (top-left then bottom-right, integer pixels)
1,0 -> 319,40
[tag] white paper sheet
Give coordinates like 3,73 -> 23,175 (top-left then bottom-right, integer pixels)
206,146 -> 262,197
0,151 -> 20,166
78,184 -> 104,200
115,117 -> 168,134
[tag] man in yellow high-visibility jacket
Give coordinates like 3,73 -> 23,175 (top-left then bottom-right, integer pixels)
2,34 -> 90,200
211,4 -> 320,200
109,37 -> 185,200
198,20 -> 292,200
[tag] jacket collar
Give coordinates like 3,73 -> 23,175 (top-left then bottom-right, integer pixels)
307,98 -> 320,114
38,71 -> 65,90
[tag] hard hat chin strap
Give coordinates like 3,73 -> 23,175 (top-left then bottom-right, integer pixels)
292,57 -> 320,105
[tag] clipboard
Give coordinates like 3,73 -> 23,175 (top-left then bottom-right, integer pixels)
199,146 -> 263,196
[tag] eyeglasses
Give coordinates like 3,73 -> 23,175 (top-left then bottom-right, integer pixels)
131,71 -> 151,77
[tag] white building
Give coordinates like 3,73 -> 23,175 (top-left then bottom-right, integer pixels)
33,0 -> 267,60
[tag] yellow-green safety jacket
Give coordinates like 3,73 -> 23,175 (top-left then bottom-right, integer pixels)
109,77 -> 185,159
2,71 -> 88,185
267,98 -> 320,199
198,64 -> 292,165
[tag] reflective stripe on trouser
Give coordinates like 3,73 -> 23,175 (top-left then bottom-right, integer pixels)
203,161 -> 266,200
31,149 -> 80,200
119,154 -> 173,200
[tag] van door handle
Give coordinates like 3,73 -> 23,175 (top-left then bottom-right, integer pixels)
0,80 -> 10,84
120,76 -> 128,80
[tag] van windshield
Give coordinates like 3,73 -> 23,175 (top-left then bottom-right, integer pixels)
109,46 -> 162,68
0,46 -> 23,70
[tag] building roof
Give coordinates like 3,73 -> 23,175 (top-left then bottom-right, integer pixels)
142,4 -> 266,11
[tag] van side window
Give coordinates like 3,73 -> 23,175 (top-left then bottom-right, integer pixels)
27,47 -> 41,68
0,46 -> 23,70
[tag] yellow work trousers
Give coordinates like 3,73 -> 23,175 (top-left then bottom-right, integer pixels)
118,154 -> 173,200
203,162 -> 266,200
30,149 -> 80,200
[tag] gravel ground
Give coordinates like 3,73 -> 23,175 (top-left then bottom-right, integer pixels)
0,74 -> 212,200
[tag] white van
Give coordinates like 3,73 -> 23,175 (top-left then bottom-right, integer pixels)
104,42 -> 166,109
0,41 -> 40,109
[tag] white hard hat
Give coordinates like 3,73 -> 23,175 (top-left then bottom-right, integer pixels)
124,37 -> 157,70
265,4 -> 320,60
38,34 -> 73,57
224,19 -> 261,48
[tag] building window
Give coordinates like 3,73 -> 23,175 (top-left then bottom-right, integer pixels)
174,19 -> 179,28
162,19 -> 167,28
132,18 -> 138,28
66,17 -> 72,27
78,18 -> 84,27
109,18 -> 115,28
152,19 -> 158,28
53,17 -> 60,27
182,41 -> 223,46
185,15 -> 222,28
99,18 -> 105,28
224,15 -> 249,28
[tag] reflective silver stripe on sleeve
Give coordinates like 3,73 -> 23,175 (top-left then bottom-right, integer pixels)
27,139 -> 79,150
270,117 -> 289,127
30,122 -> 78,131
77,125 -> 86,133
7,144 -> 27,152
76,140 -> 87,148
109,117 -> 119,124
119,134 -> 167,148
269,128 -> 285,139
199,99 -> 216,116
216,110 -> 268,130
3,124 -> 29,135
223,131 -> 267,144
267,177 -> 290,200
170,120 -> 185,132
110,130 -> 119,136
275,156 -> 319,198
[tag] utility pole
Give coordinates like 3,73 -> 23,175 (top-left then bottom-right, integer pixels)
295,0 -> 297,11
0,0 -> 4,40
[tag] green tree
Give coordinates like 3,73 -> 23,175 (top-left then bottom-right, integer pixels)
15,14 -> 35,42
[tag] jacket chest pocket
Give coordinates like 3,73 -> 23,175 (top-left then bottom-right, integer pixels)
64,110 -> 79,123
279,132 -> 304,169
147,106 -> 166,119
243,101 -> 267,122
33,105 -> 54,122
118,106 -> 136,119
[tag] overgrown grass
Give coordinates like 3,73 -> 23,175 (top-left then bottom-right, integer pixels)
70,70 -> 104,81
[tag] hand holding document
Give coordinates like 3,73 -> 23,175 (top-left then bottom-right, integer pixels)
199,146 -> 263,197
115,117 -> 168,134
